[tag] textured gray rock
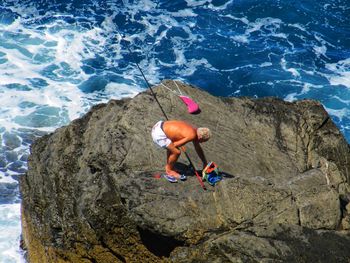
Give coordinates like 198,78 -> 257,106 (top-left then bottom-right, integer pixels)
20,80 -> 350,262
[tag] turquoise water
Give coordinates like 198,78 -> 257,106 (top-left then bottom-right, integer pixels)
0,0 -> 349,261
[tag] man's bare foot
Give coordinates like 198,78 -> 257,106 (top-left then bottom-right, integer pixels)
166,170 -> 181,179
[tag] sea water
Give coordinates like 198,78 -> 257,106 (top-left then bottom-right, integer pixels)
0,0 -> 349,262
0,204 -> 23,263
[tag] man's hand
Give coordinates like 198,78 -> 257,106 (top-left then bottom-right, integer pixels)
180,146 -> 186,152
202,162 -> 207,171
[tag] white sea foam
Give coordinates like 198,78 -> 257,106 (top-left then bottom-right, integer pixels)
246,17 -> 283,35
272,33 -> 288,39
175,58 -> 213,76
324,107 -> 348,121
314,33 -> 336,48
105,82 -> 142,98
231,35 -> 249,44
7,4 -> 39,19
54,28 -> 101,71
0,204 -> 25,263
281,58 -> 300,77
261,62 -> 273,67
0,12 -> 145,133
226,16 -> 286,45
332,95 -> 350,104
208,0 -> 234,10
284,92 -> 298,102
224,14 -> 250,25
313,45 -> 327,58
171,9 -> 198,17
0,172 -> 18,184
327,72 -> 350,88
325,58 -> 350,88
115,0 -> 206,84
2,17 -> 22,31
185,0 -> 211,7
284,83 -> 319,102
288,23 -> 308,32
0,83 -> 86,131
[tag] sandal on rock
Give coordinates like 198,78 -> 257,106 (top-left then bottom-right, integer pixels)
180,174 -> 187,181
163,174 -> 178,183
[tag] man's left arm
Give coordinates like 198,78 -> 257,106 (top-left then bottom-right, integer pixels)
193,140 -> 208,169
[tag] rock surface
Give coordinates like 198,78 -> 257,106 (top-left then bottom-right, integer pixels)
20,80 -> 350,262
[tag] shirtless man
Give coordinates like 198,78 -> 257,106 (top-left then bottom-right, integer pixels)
151,120 -> 211,180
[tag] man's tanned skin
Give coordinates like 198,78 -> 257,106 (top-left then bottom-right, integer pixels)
162,120 -> 209,178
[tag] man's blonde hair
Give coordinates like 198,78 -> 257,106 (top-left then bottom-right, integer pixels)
197,127 -> 211,141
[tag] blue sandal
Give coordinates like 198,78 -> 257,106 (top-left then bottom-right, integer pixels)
163,174 -> 178,183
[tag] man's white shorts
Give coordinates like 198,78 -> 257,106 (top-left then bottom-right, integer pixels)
151,121 -> 171,148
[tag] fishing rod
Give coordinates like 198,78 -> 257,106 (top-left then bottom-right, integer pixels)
118,33 -> 206,190
123,43 -> 169,120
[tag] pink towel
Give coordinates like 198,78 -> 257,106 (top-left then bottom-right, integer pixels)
179,95 -> 200,114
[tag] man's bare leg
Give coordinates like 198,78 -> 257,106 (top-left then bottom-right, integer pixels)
166,143 -> 181,178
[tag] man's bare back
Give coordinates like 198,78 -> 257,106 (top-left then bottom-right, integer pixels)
162,120 -> 197,148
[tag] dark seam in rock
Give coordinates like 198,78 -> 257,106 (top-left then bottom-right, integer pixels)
137,226 -> 185,258
100,240 -> 127,263
297,208 -> 301,226
315,117 -> 330,132
81,256 -> 96,263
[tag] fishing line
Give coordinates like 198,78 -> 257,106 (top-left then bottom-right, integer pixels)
116,30 -> 206,190
123,40 -> 169,120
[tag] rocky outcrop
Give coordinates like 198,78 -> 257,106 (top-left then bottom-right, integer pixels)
20,80 -> 350,262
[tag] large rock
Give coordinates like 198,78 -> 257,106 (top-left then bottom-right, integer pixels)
20,80 -> 350,262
